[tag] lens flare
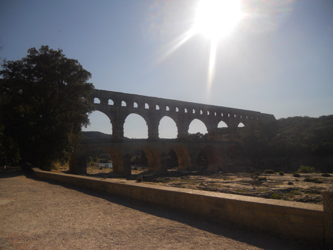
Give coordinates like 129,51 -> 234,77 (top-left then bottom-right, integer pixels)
194,0 -> 243,39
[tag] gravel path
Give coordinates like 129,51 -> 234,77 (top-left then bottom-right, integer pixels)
0,168 -> 326,250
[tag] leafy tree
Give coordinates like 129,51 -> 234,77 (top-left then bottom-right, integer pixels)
0,46 -> 94,169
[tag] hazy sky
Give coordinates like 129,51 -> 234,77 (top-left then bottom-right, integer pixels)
1,0 -> 333,138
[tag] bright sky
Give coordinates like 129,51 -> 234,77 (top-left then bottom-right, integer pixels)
1,0 -> 333,138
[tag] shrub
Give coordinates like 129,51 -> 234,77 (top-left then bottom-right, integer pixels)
304,177 -> 323,183
287,181 -> 293,185
136,176 -> 142,182
297,165 -> 316,173
271,193 -> 281,199
322,173 -> 331,177
258,177 -> 267,181
89,161 -> 95,166
264,169 -> 274,174
293,173 -> 300,177
252,173 -> 259,179
279,171 -> 284,176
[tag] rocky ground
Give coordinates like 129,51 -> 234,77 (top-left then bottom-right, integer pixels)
57,165 -> 333,205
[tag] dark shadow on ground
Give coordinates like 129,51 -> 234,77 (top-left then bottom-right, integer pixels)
0,166 -> 26,178
22,170 -> 330,250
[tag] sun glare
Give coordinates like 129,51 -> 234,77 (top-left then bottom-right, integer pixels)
194,0 -> 243,39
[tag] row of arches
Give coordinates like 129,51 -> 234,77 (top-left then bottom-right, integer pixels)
85,111 -> 247,140
93,97 -> 262,121
73,142 -> 240,175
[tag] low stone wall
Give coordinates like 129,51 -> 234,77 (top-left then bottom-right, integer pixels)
32,168 -> 329,243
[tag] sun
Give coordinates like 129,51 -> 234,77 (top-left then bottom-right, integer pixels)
194,0 -> 243,40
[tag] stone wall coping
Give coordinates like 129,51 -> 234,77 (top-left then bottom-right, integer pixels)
33,168 -> 323,212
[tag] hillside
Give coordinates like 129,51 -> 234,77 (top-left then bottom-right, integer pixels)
81,131 -> 112,140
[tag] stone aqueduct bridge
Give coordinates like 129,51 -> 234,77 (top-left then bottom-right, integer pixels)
69,89 -> 275,175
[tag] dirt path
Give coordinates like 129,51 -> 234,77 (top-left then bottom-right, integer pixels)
0,168 -> 327,250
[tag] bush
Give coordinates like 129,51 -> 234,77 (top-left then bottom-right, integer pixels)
258,177 -> 267,181
271,193 -> 281,199
293,173 -> 300,177
279,171 -> 284,176
322,173 -> 331,177
297,165 -> 316,173
304,177 -> 323,183
89,161 -> 95,166
252,172 -> 260,179
264,169 -> 274,174
136,176 -> 142,182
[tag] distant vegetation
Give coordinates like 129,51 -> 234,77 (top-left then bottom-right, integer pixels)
239,116 -> 333,162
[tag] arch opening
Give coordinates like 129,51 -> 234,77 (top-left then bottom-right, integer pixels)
124,114 -> 148,139
188,119 -> 208,140
108,99 -> 114,105
236,122 -> 247,140
93,97 -> 100,104
121,101 -> 126,107
159,116 -> 178,139
131,149 -> 148,171
85,148 -> 112,174
82,110 -> 112,136
216,120 -> 229,141
166,149 -> 178,169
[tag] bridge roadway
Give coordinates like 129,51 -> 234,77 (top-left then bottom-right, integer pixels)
69,139 -> 238,175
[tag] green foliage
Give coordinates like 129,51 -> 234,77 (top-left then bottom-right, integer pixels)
0,46 -> 94,169
211,116 -> 333,167
89,161 -> 95,166
258,176 -> 267,181
279,171 -> 284,176
186,132 -> 208,141
297,165 -> 316,173
264,169 -> 274,174
321,173 -> 331,177
136,176 -> 142,182
271,193 -> 281,199
254,172 -> 261,176
131,149 -> 148,167
293,173 -> 300,177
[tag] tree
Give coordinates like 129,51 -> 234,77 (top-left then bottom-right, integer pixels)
0,46 -> 94,169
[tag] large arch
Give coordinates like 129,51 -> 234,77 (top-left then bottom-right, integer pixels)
188,118 -> 208,136
124,113 -> 148,139
82,110 -> 113,135
158,116 -> 178,139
